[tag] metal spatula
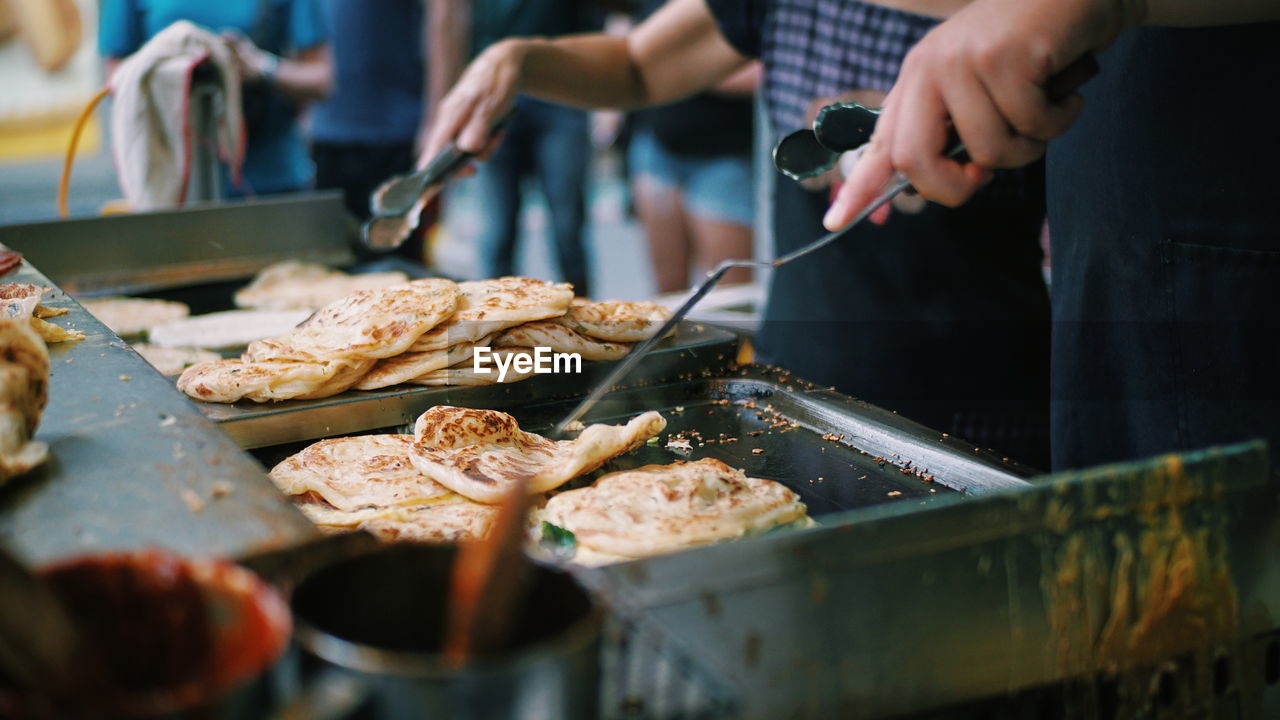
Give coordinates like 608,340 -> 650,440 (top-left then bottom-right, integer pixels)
551,55 -> 1099,437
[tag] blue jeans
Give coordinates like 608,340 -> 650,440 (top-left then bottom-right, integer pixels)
470,97 -> 591,296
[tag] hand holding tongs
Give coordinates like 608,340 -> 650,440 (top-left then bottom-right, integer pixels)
550,55 -> 1099,437
361,110 -> 516,250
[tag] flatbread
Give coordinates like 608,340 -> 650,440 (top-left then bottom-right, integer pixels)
0,284 -> 83,342
234,261 -> 410,311
294,496 -> 499,543
494,321 -> 630,361
554,298 -> 672,342
268,435 -> 455,511
408,277 -> 573,352
149,309 -> 312,349
0,318 -> 49,483
176,357 -> 374,403
244,278 -> 460,362
408,347 -> 539,387
78,296 -> 189,336
131,344 -> 221,375
353,336 -> 490,391
408,406 -> 666,503
542,458 -> 808,560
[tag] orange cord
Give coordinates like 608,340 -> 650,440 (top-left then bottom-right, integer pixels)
58,86 -> 111,219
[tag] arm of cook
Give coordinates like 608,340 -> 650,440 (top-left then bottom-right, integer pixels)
824,0 -> 1280,230
421,0 -> 751,159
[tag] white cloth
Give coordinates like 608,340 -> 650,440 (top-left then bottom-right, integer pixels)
108,20 -> 244,211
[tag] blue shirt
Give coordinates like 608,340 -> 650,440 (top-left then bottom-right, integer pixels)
309,0 -> 424,144
100,0 -> 328,195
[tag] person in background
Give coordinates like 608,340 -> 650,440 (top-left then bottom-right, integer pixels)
432,0 -> 603,297
309,0 -> 465,263
831,0 -> 1280,471
100,0 -> 331,197
628,0 -> 758,293
422,0 -> 1053,468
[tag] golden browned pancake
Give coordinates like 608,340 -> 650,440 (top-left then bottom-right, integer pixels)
555,298 -> 672,342
407,277 -> 573,352
542,458 -> 808,561
244,278 -> 459,362
408,406 -> 666,503
131,344 -> 221,375
78,296 -> 190,337
408,347 -> 539,386
234,261 -> 410,311
352,337 -> 489,391
0,318 -> 49,483
268,435 -> 455,511
494,321 -> 630,361
294,497 -> 499,543
176,357 -> 373,403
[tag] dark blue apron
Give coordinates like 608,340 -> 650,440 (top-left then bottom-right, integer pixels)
759,172 -> 1052,468
1047,23 -> 1280,470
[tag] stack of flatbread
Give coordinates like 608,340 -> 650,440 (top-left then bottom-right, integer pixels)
178,278 -> 460,403
540,458 -> 810,565
269,405 -> 666,543
0,318 -> 50,484
234,261 -> 410,311
0,282 -> 84,343
354,276 -> 574,390
177,274 -> 677,403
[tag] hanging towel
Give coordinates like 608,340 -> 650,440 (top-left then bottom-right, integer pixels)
108,20 -> 244,211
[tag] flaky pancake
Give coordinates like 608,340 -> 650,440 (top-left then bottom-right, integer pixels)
542,458 -> 808,560
353,336 -> 490,391
148,309 -> 312,349
176,357 -> 373,403
408,406 -> 666,503
269,434 -> 454,511
244,278 -> 460,362
408,347 -> 538,386
78,296 -> 190,336
28,318 -> 84,343
234,261 -> 411,311
0,319 -> 49,483
131,344 -> 221,375
0,284 -> 84,343
494,321 -> 629,361
407,277 -> 574,352
555,298 -> 672,342
295,497 -> 499,543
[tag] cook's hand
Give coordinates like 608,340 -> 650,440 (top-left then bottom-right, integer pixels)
824,0 -> 1136,230
420,39 -> 525,166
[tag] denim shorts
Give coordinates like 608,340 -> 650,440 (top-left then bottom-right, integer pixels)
628,129 -> 754,228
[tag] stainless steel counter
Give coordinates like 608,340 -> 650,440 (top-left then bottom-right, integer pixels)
0,260 -> 318,566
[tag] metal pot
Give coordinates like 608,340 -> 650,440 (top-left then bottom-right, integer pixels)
282,543 -> 601,720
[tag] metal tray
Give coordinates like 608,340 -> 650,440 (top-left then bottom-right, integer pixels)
204,322 -> 741,449
248,365 -> 1030,523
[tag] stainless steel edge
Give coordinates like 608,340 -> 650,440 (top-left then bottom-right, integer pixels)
0,260 -> 318,566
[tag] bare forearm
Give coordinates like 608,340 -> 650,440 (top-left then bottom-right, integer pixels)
515,35 -> 651,109
272,54 -> 332,100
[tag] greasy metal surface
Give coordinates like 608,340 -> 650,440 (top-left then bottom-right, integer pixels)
0,193 -> 355,295
580,441 -> 1279,719
203,323 -> 741,449
0,260 -> 318,566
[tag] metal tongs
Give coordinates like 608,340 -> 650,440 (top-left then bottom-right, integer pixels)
550,55 -> 1099,437
361,110 -> 516,250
